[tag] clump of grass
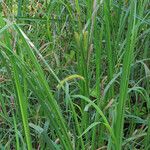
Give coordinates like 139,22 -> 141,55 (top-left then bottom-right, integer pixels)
0,0 -> 150,150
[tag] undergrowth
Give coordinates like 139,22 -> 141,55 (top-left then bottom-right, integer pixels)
0,0 -> 150,150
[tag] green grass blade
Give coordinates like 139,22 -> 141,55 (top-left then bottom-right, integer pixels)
11,58 -> 32,150
114,1 -> 138,149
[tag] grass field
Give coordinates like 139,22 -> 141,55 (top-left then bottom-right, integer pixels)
0,0 -> 150,149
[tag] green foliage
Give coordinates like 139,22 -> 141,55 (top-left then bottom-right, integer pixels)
0,0 -> 150,149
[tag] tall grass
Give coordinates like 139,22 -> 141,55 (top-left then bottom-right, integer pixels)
114,1 -> 138,149
0,0 -> 150,149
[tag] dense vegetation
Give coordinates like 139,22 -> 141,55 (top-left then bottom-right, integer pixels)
0,0 -> 150,149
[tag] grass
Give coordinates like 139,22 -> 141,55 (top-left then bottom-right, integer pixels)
0,0 -> 150,150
